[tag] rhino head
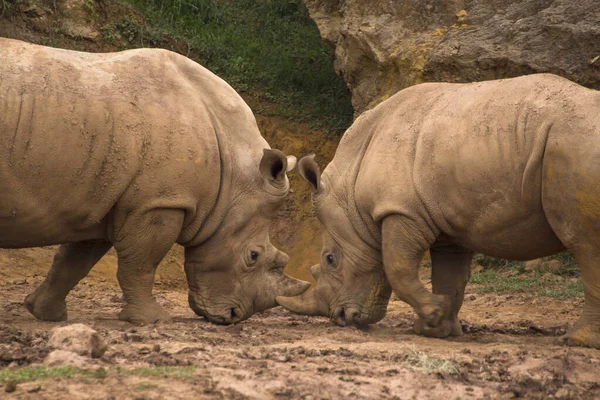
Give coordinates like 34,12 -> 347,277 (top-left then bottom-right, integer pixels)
185,149 -> 310,324
276,155 -> 392,327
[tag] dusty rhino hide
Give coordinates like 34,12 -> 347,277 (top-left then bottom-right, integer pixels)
0,38 -> 309,325
278,73 -> 600,349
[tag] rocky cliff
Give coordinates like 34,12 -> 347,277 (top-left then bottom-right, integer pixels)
304,0 -> 600,114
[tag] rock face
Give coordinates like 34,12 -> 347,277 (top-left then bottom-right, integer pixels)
304,0 -> 600,114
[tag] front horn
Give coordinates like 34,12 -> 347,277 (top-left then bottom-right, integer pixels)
276,288 -> 328,317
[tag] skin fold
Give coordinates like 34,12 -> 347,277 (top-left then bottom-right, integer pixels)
277,74 -> 600,348
0,38 -> 309,326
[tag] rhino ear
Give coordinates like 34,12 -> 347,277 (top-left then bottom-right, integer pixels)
298,154 -> 321,193
286,155 -> 297,172
260,149 -> 289,186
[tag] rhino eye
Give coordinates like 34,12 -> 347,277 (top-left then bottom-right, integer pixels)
326,254 -> 335,265
250,251 -> 259,262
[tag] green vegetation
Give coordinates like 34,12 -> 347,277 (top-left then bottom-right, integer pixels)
470,252 -> 583,299
135,381 -> 159,391
120,0 -> 354,132
117,366 -> 196,379
0,0 -> 19,16
471,268 -> 583,299
0,366 -> 107,383
0,366 -> 196,384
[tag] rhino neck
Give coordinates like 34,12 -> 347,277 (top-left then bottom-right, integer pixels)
180,107 -> 269,247
323,126 -> 382,251
180,124 -> 234,247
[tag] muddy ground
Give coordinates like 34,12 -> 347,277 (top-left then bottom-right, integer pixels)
1,2 -> 600,399
1,247 -> 599,399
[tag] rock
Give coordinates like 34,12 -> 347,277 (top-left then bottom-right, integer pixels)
4,380 -> 17,393
44,349 -> 89,368
61,20 -> 100,41
26,384 -> 41,393
304,0 -> 600,115
472,265 -> 484,274
544,259 -> 563,273
48,323 -> 107,358
58,0 -> 100,41
524,258 -> 543,272
22,4 -> 46,18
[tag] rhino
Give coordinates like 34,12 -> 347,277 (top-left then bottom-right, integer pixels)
0,38 -> 310,325
277,73 -> 600,348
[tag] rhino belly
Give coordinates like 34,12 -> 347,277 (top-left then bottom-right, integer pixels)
0,175 -> 110,248
453,209 -> 565,261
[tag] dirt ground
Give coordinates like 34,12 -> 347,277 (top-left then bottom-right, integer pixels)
1,2 -> 600,399
1,247 -> 599,400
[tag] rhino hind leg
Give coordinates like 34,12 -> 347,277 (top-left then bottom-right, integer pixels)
555,249 -> 600,349
113,208 -> 185,326
25,240 -> 112,321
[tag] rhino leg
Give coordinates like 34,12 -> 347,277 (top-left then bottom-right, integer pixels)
556,250 -> 600,349
414,244 -> 473,338
25,240 -> 112,321
113,208 -> 184,326
381,215 -> 450,331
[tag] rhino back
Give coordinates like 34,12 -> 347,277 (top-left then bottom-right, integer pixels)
351,74 -> 597,258
0,39 -> 242,247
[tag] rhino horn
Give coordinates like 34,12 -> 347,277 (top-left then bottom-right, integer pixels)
276,288 -> 328,316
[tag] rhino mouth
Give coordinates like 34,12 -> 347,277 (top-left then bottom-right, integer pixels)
331,305 -> 385,328
202,307 -> 245,325
188,294 -> 246,325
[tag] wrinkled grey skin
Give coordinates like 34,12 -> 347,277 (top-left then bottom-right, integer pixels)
0,38 -> 309,325
278,74 -> 600,348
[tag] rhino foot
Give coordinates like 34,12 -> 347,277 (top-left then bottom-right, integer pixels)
118,301 -> 172,326
556,325 -> 600,349
414,316 -> 462,338
24,286 -> 68,322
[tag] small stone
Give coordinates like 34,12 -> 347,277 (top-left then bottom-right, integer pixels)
472,265 -> 484,274
456,9 -> 468,23
5,380 -> 17,393
27,385 -> 42,393
524,258 -> 543,272
12,279 -> 27,285
48,323 -> 107,358
545,259 -> 562,272
153,344 -> 161,353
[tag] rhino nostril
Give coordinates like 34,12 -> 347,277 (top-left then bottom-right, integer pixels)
333,307 -> 347,327
347,309 -> 360,325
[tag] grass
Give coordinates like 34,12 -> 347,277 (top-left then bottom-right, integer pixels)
402,348 -> 459,375
135,381 -> 159,391
0,0 -> 18,16
118,0 -> 354,133
0,366 -> 196,384
470,252 -> 583,299
0,366 -> 107,383
117,366 -> 196,379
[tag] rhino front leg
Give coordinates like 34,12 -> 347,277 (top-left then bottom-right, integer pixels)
382,215 -> 450,333
113,209 -> 185,326
414,243 -> 473,338
25,240 -> 112,321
